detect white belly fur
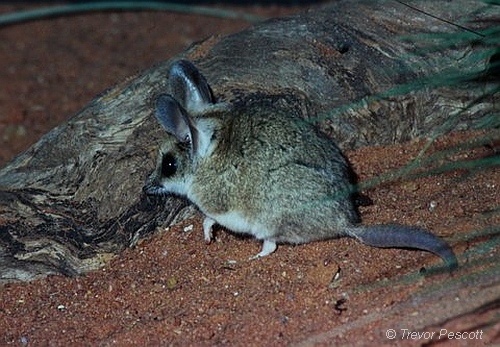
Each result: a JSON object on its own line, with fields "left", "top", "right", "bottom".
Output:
{"left": 208, "top": 210, "right": 270, "bottom": 240}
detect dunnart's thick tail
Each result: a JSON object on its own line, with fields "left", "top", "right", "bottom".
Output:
{"left": 345, "top": 224, "right": 457, "bottom": 270}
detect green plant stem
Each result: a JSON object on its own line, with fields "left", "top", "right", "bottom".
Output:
{"left": 0, "top": 1, "right": 266, "bottom": 27}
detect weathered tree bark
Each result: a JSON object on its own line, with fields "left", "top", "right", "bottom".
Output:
{"left": 0, "top": 0, "right": 497, "bottom": 282}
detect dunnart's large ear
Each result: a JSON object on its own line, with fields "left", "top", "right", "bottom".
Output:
{"left": 167, "top": 59, "right": 214, "bottom": 115}
{"left": 154, "top": 94, "right": 199, "bottom": 151}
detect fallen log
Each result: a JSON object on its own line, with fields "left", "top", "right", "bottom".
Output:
{"left": 0, "top": 0, "right": 497, "bottom": 282}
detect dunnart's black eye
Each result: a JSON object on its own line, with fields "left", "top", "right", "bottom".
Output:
{"left": 161, "top": 153, "right": 178, "bottom": 177}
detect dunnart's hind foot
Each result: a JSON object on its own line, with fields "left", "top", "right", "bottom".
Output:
{"left": 249, "top": 239, "right": 277, "bottom": 260}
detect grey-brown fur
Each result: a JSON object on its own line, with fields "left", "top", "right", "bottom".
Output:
{"left": 144, "top": 60, "right": 457, "bottom": 268}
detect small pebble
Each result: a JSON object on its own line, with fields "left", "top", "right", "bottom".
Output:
{"left": 166, "top": 276, "right": 177, "bottom": 290}
{"left": 328, "top": 266, "right": 342, "bottom": 289}
{"left": 428, "top": 200, "right": 438, "bottom": 212}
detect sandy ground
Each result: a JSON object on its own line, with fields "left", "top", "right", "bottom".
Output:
{"left": 0, "top": 3, "right": 498, "bottom": 346}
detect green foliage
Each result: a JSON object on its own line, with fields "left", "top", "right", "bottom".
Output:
{"left": 0, "top": 2, "right": 265, "bottom": 27}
